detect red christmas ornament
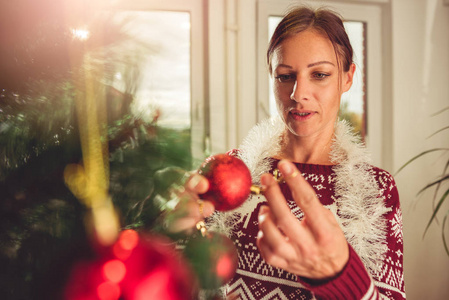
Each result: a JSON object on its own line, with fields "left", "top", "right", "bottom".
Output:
{"left": 183, "top": 231, "right": 238, "bottom": 290}
{"left": 198, "top": 154, "right": 252, "bottom": 211}
{"left": 64, "top": 230, "right": 196, "bottom": 300}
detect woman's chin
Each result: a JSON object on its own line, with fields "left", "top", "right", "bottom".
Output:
{"left": 286, "top": 125, "right": 314, "bottom": 137}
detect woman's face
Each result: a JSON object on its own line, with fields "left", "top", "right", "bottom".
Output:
{"left": 271, "top": 29, "right": 355, "bottom": 139}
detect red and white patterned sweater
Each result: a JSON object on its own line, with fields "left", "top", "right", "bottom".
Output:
{"left": 225, "top": 160, "right": 405, "bottom": 299}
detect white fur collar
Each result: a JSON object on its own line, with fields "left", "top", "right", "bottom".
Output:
{"left": 208, "top": 116, "right": 389, "bottom": 275}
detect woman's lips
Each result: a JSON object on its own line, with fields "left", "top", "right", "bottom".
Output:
{"left": 289, "top": 109, "right": 316, "bottom": 121}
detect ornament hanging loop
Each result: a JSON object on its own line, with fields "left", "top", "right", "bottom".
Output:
{"left": 197, "top": 199, "right": 204, "bottom": 217}
{"left": 195, "top": 199, "right": 208, "bottom": 236}
{"left": 250, "top": 168, "right": 285, "bottom": 196}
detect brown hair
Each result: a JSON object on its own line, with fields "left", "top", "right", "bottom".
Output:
{"left": 267, "top": 6, "right": 353, "bottom": 74}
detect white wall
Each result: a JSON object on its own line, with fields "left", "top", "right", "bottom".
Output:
{"left": 391, "top": 0, "right": 449, "bottom": 298}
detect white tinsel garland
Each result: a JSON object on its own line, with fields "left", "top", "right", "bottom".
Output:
{"left": 208, "top": 116, "right": 389, "bottom": 275}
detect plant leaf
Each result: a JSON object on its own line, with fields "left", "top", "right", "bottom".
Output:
{"left": 442, "top": 210, "right": 449, "bottom": 256}
{"left": 395, "top": 148, "right": 449, "bottom": 175}
{"left": 432, "top": 159, "right": 449, "bottom": 220}
{"left": 424, "top": 187, "right": 449, "bottom": 237}
{"left": 430, "top": 106, "right": 449, "bottom": 117}
{"left": 417, "top": 174, "right": 449, "bottom": 195}
{"left": 427, "top": 126, "right": 449, "bottom": 139}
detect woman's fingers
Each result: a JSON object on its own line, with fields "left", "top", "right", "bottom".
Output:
{"left": 168, "top": 198, "right": 215, "bottom": 232}
{"left": 185, "top": 174, "right": 214, "bottom": 217}
{"left": 182, "top": 198, "right": 215, "bottom": 219}
{"left": 260, "top": 173, "right": 291, "bottom": 222}
{"left": 166, "top": 173, "right": 214, "bottom": 232}
{"left": 256, "top": 206, "right": 294, "bottom": 269}
{"left": 257, "top": 160, "right": 349, "bottom": 279}
{"left": 257, "top": 187, "right": 316, "bottom": 253}
{"left": 260, "top": 172, "right": 313, "bottom": 242}
{"left": 277, "top": 160, "right": 330, "bottom": 233}
{"left": 186, "top": 173, "right": 209, "bottom": 194}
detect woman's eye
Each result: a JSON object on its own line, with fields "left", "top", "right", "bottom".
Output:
{"left": 313, "top": 73, "right": 330, "bottom": 80}
{"left": 275, "top": 74, "right": 295, "bottom": 83}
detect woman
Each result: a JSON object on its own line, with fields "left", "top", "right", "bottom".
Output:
{"left": 179, "top": 6, "right": 405, "bottom": 299}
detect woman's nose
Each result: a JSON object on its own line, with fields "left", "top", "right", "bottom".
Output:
{"left": 290, "top": 79, "right": 309, "bottom": 102}
{"left": 290, "top": 81, "right": 298, "bottom": 101}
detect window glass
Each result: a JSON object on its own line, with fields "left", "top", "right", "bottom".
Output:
{"left": 342, "top": 21, "right": 366, "bottom": 139}
{"left": 112, "top": 11, "right": 191, "bottom": 130}
{"left": 267, "top": 16, "right": 366, "bottom": 139}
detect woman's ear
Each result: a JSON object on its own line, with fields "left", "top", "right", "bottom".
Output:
{"left": 342, "top": 63, "right": 356, "bottom": 93}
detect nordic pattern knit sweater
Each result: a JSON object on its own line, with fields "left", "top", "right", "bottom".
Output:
{"left": 225, "top": 160, "right": 405, "bottom": 299}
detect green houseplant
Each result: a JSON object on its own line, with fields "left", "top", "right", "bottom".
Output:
{"left": 396, "top": 107, "right": 449, "bottom": 255}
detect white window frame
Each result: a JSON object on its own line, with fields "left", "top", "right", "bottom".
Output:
{"left": 109, "top": 0, "right": 392, "bottom": 169}
{"left": 208, "top": 0, "right": 258, "bottom": 154}
{"left": 257, "top": 0, "right": 390, "bottom": 168}
{"left": 114, "top": 0, "right": 206, "bottom": 165}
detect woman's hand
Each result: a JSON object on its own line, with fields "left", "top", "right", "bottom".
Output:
{"left": 256, "top": 160, "right": 349, "bottom": 280}
{"left": 166, "top": 173, "right": 215, "bottom": 233}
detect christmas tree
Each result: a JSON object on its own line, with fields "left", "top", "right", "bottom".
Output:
{"left": 0, "top": 1, "right": 236, "bottom": 299}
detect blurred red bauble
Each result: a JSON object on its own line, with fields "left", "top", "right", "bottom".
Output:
{"left": 184, "top": 231, "right": 238, "bottom": 290}
{"left": 64, "top": 230, "right": 196, "bottom": 300}
{"left": 198, "top": 154, "right": 252, "bottom": 211}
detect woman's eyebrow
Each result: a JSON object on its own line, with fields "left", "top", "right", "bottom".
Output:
{"left": 276, "top": 61, "right": 335, "bottom": 70}
{"left": 276, "top": 64, "right": 293, "bottom": 69}
{"left": 307, "top": 61, "right": 335, "bottom": 68}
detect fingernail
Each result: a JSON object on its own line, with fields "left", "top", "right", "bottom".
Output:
{"left": 258, "top": 213, "right": 266, "bottom": 224}
{"left": 258, "top": 205, "right": 268, "bottom": 223}
{"left": 279, "top": 160, "right": 293, "bottom": 175}
{"left": 257, "top": 230, "right": 264, "bottom": 239}
{"left": 202, "top": 201, "right": 215, "bottom": 216}
{"left": 259, "top": 205, "right": 268, "bottom": 214}
{"left": 260, "top": 174, "right": 274, "bottom": 187}
{"left": 187, "top": 174, "right": 202, "bottom": 189}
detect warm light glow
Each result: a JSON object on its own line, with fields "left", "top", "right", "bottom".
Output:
{"left": 112, "top": 243, "right": 131, "bottom": 261}
{"left": 216, "top": 255, "right": 233, "bottom": 279}
{"left": 71, "top": 28, "right": 90, "bottom": 40}
{"left": 97, "top": 281, "right": 121, "bottom": 300}
{"left": 103, "top": 260, "right": 126, "bottom": 283}
{"left": 92, "top": 204, "right": 120, "bottom": 246}
{"left": 113, "top": 229, "right": 139, "bottom": 260}
{"left": 134, "top": 268, "right": 171, "bottom": 300}
{"left": 119, "top": 229, "right": 139, "bottom": 250}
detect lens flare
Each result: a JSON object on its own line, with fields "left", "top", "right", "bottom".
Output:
{"left": 103, "top": 260, "right": 126, "bottom": 283}
{"left": 113, "top": 229, "right": 139, "bottom": 260}
{"left": 119, "top": 229, "right": 139, "bottom": 250}
{"left": 71, "top": 28, "right": 90, "bottom": 40}
{"left": 97, "top": 281, "right": 121, "bottom": 300}
{"left": 216, "top": 255, "right": 233, "bottom": 279}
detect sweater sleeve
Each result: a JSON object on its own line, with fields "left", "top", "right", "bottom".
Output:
{"left": 298, "top": 169, "right": 406, "bottom": 300}
{"left": 298, "top": 244, "right": 379, "bottom": 300}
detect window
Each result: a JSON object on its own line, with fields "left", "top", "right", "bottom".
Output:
{"left": 112, "top": 0, "right": 206, "bottom": 166}
{"left": 112, "top": 11, "right": 191, "bottom": 129}
{"left": 103, "top": 0, "right": 389, "bottom": 168}
{"left": 341, "top": 21, "right": 367, "bottom": 139}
